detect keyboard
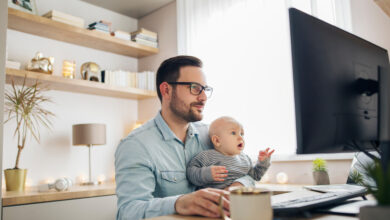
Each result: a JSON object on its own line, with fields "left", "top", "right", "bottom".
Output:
{"left": 272, "top": 186, "right": 367, "bottom": 215}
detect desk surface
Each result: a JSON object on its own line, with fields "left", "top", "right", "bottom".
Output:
{"left": 147, "top": 214, "right": 358, "bottom": 220}
{"left": 147, "top": 184, "right": 366, "bottom": 220}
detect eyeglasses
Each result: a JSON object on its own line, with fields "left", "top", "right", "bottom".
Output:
{"left": 167, "top": 82, "right": 213, "bottom": 98}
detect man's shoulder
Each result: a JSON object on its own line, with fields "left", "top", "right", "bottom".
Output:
{"left": 124, "top": 119, "right": 157, "bottom": 140}
{"left": 192, "top": 121, "right": 209, "bottom": 131}
{"left": 117, "top": 119, "right": 160, "bottom": 151}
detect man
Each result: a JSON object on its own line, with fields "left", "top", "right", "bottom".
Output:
{"left": 115, "top": 56, "right": 255, "bottom": 220}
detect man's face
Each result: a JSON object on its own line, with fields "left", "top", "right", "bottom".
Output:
{"left": 169, "top": 66, "right": 208, "bottom": 122}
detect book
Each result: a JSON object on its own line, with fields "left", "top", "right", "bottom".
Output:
{"left": 6, "top": 60, "right": 21, "bottom": 69}
{"left": 131, "top": 33, "right": 157, "bottom": 42}
{"left": 89, "top": 28, "right": 111, "bottom": 35}
{"left": 131, "top": 28, "right": 157, "bottom": 38}
{"left": 114, "top": 30, "right": 130, "bottom": 40}
{"left": 88, "top": 25, "right": 110, "bottom": 32}
{"left": 42, "top": 10, "right": 85, "bottom": 27}
{"left": 49, "top": 16, "right": 84, "bottom": 28}
{"left": 89, "top": 21, "right": 112, "bottom": 32}
{"left": 133, "top": 38, "right": 158, "bottom": 48}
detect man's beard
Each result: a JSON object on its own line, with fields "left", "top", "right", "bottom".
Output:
{"left": 170, "top": 89, "right": 203, "bottom": 122}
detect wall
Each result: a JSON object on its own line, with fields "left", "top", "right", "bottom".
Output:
{"left": 263, "top": 158, "right": 353, "bottom": 184}
{"left": 0, "top": 0, "right": 8, "bottom": 210}
{"left": 3, "top": 0, "right": 140, "bottom": 186}
{"left": 350, "top": 0, "right": 390, "bottom": 55}
{"left": 137, "top": 1, "right": 178, "bottom": 122}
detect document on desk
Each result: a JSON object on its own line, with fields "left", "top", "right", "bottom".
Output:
{"left": 271, "top": 190, "right": 322, "bottom": 204}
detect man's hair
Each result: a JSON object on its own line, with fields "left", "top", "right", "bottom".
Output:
{"left": 156, "top": 55, "right": 203, "bottom": 102}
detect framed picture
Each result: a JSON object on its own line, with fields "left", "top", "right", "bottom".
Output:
{"left": 8, "top": 0, "right": 37, "bottom": 15}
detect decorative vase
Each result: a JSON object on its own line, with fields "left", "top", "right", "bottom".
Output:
{"left": 4, "top": 169, "right": 27, "bottom": 191}
{"left": 313, "top": 170, "right": 330, "bottom": 185}
{"left": 360, "top": 205, "right": 390, "bottom": 220}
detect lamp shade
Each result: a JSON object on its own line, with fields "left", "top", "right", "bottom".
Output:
{"left": 72, "top": 124, "right": 106, "bottom": 146}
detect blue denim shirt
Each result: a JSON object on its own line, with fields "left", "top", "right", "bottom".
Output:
{"left": 115, "top": 112, "right": 255, "bottom": 220}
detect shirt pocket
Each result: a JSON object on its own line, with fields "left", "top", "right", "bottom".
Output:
{"left": 161, "top": 171, "right": 186, "bottom": 183}
{"left": 158, "top": 171, "right": 191, "bottom": 196}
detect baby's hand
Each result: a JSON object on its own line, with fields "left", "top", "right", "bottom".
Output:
{"left": 210, "top": 166, "right": 228, "bottom": 182}
{"left": 258, "top": 148, "right": 275, "bottom": 161}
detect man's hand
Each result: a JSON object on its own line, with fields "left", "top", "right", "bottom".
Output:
{"left": 211, "top": 166, "right": 228, "bottom": 182}
{"left": 258, "top": 147, "right": 275, "bottom": 161}
{"left": 175, "top": 188, "right": 230, "bottom": 218}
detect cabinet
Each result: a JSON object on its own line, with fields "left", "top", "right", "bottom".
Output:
{"left": 6, "top": 8, "right": 158, "bottom": 100}
{"left": 2, "top": 184, "right": 117, "bottom": 220}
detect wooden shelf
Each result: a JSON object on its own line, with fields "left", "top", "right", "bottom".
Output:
{"left": 375, "top": 0, "right": 390, "bottom": 18}
{"left": 2, "top": 182, "right": 116, "bottom": 206}
{"left": 7, "top": 8, "right": 158, "bottom": 58}
{"left": 6, "top": 68, "right": 157, "bottom": 100}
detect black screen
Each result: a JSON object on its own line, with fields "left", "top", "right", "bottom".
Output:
{"left": 289, "top": 8, "right": 390, "bottom": 154}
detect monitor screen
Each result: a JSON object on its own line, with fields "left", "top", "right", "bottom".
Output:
{"left": 289, "top": 8, "right": 390, "bottom": 154}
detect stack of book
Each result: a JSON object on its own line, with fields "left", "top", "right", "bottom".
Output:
{"left": 103, "top": 70, "right": 156, "bottom": 91}
{"left": 42, "top": 10, "right": 85, "bottom": 28}
{"left": 131, "top": 28, "right": 158, "bottom": 48}
{"left": 114, "top": 30, "right": 131, "bottom": 41}
{"left": 88, "top": 21, "right": 112, "bottom": 35}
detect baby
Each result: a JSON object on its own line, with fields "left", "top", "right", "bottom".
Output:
{"left": 187, "top": 116, "right": 275, "bottom": 189}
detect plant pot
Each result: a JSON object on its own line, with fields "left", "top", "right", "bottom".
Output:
{"left": 359, "top": 205, "right": 390, "bottom": 220}
{"left": 313, "top": 170, "right": 330, "bottom": 185}
{"left": 4, "top": 168, "right": 27, "bottom": 191}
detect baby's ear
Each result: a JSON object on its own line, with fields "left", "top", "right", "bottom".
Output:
{"left": 211, "top": 135, "right": 220, "bottom": 147}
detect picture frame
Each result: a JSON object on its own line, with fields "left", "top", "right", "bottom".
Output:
{"left": 8, "top": 0, "right": 37, "bottom": 15}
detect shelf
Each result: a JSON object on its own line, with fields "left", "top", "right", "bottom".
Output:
{"left": 7, "top": 8, "right": 159, "bottom": 58}
{"left": 2, "top": 182, "right": 115, "bottom": 206}
{"left": 6, "top": 68, "right": 157, "bottom": 100}
{"left": 375, "top": 0, "right": 390, "bottom": 18}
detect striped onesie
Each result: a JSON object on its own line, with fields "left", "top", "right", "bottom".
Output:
{"left": 187, "top": 149, "right": 270, "bottom": 189}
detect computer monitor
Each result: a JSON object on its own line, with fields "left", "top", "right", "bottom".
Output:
{"left": 288, "top": 8, "right": 390, "bottom": 157}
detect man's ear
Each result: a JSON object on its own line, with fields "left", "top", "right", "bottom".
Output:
{"left": 211, "top": 135, "right": 221, "bottom": 147}
{"left": 159, "top": 82, "right": 171, "bottom": 101}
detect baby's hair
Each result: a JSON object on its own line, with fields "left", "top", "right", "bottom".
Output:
{"left": 209, "top": 116, "right": 242, "bottom": 138}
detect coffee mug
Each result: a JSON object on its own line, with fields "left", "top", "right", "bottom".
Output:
{"left": 219, "top": 186, "right": 273, "bottom": 220}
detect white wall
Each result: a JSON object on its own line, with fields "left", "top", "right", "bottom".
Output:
{"left": 350, "top": 0, "right": 390, "bottom": 55}
{"left": 3, "top": 0, "right": 140, "bottom": 186}
{"left": 0, "top": 0, "right": 8, "bottom": 210}
{"left": 137, "top": 1, "right": 178, "bottom": 122}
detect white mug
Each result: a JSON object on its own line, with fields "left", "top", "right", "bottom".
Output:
{"left": 219, "top": 187, "right": 273, "bottom": 220}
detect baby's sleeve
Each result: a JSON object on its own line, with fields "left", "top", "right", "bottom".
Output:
{"left": 248, "top": 157, "right": 270, "bottom": 181}
{"left": 186, "top": 152, "right": 214, "bottom": 186}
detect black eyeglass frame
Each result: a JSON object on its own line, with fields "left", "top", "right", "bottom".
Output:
{"left": 167, "top": 82, "right": 213, "bottom": 98}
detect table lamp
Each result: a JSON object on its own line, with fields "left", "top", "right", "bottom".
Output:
{"left": 72, "top": 123, "right": 106, "bottom": 185}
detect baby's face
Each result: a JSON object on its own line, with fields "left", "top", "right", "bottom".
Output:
{"left": 216, "top": 121, "right": 245, "bottom": 156}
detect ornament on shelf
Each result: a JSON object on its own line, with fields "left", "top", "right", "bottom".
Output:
{"left": 62, "top": 60, "right": 76, "bottom": 79}
{"left": 81, "top": 62, "right": 101, "bottom": 82}
{"left": 27, "top": 52, "right": 54, "bottom": 74}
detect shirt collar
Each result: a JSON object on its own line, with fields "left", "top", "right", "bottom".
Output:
{"left": 154, "top": 111, "right": 200, "bottom": 141}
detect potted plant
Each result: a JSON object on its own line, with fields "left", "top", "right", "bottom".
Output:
{"left": 312, "top": 158, "right": 330, "bottom": 185}
{"left": 3, "top": 77, "right": 54, "bottom": 191}
{"left": 359, "top": 159, "right": 390, "bottom": 220}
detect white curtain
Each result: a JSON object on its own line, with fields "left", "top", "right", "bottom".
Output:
{"left": 177, "top": 0, "right": 352, "bottom": 157}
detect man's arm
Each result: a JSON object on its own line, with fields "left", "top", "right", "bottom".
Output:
{"left": 115, "top": 138, "right": 180, "bottom": 220}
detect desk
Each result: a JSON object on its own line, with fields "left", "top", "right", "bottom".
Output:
{"left": 146, "top": 184, "right": 363, "bottom": 220}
